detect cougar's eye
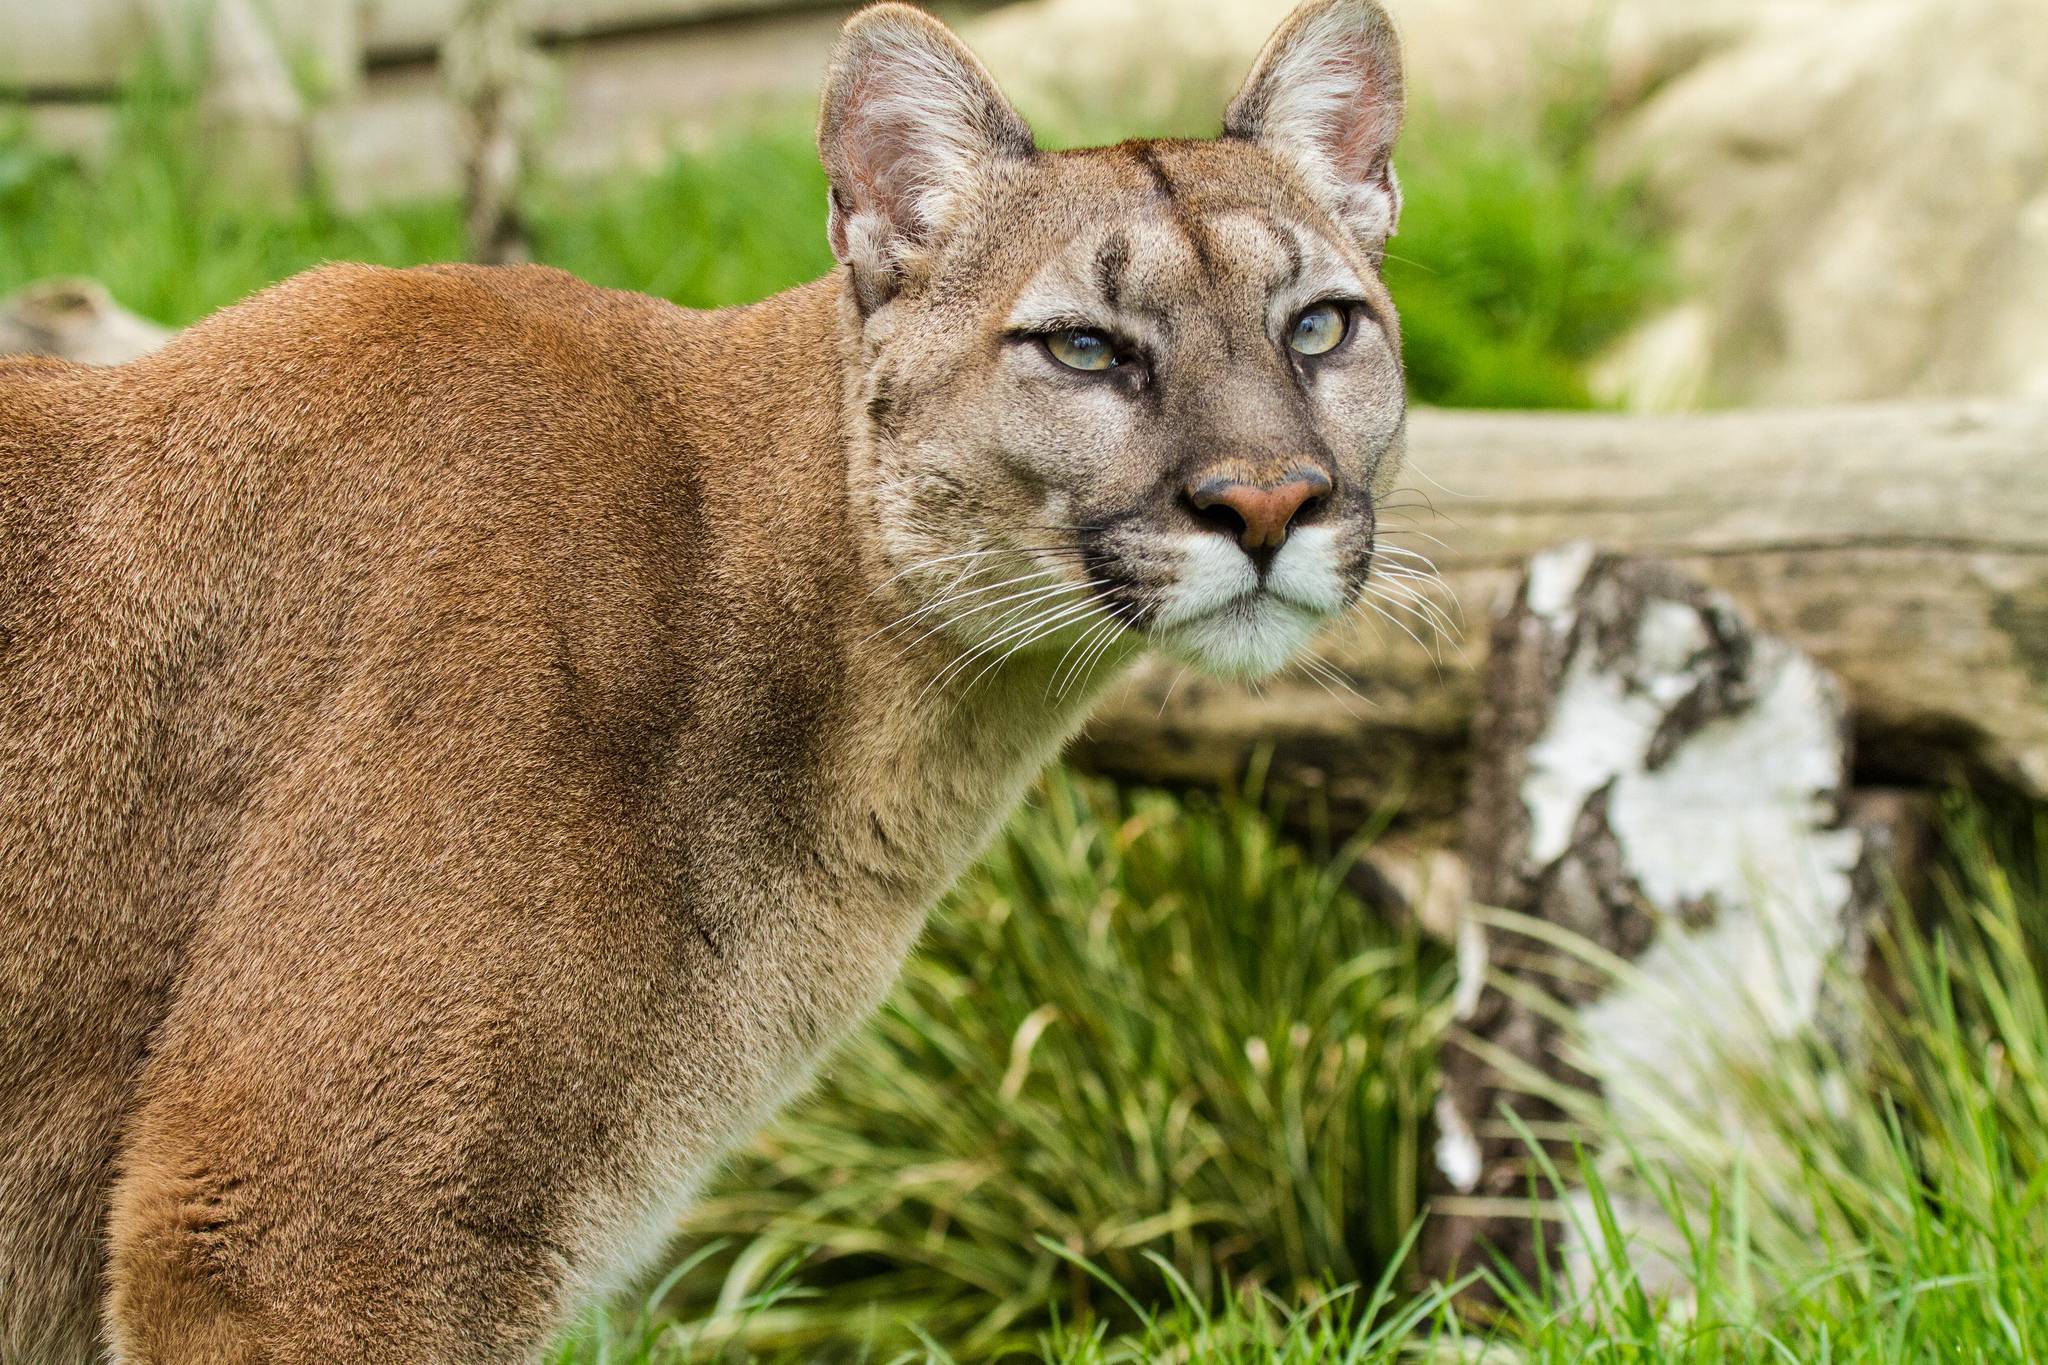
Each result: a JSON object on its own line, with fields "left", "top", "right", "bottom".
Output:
{"left": 1044, "top": 329, "right": 1119, "bottom": 372}
{"left": 1288, "top": 303, "right": 1349, "bottom": 357}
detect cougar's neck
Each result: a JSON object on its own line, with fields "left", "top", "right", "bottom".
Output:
{"left": 676, "top": 273, "right": 1133, "bottom": 908}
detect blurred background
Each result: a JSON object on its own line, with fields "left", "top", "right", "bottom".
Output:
{"left": 6, "top": 0, "right": 2045, "bottom": 406}
{"left": 5, "top": 1, "right": 2047, "bottom": 1361}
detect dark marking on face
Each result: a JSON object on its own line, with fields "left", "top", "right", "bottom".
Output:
{"left": 1266, "top": 216, "right": 1305, "bottom": 289}
{"left": 1093, "top": 231, "right": 1131, "bottom": 309}
{"left": 1075, "top": 509, "right": 1156, "bottom": 628}
{"left": 866, "top": 374, "right": 896, "bottom": 435}
{"left": 1129, "top": 141, "right": 1177, "bottom": 203}
{"left": 1342, "top": 539, "right": 1375, "bottom": 597}
{"left": 1131, "top": 143, "right": 1222, "bottom": 285}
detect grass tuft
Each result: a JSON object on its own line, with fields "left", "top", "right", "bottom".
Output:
{"left": 1384, "top": 115, "right": 1667, "bottom": 409}
{"left": 605, "top": 773, "right": 1450, "bottom": 1358}
{"left": 554, "top": 794, "right": 2048, "bottom": 1363}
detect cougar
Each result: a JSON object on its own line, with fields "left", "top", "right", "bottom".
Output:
{"left": 0, "top": 1, "right": 1407, "bottom": 1358}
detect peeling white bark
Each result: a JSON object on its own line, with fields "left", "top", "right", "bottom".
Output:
{"left": 1426, "top": 547, "right": 1883, "bottom": 1291}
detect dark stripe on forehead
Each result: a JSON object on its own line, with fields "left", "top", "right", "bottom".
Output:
{"left": 1129, "top": 141, "right": 1177, "bottom": 202}
{"left": 1093, "top": 230, "right": 1131, "bottom": 309}
{"left": 1261, "top": 214, "right": 1306, "bottom": 289}
{"left": 1130, "top": 143, "right": 1221, "bottom": 284}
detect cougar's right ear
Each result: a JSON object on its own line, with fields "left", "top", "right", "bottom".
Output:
{"left": 1225, "top": 0, "right": 1406, "bottom": 261}
{"left": 818, "top": 3, "right": 1035, "bottom": 310}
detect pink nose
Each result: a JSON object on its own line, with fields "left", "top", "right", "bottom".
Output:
{"left": 1184, "top": 467, "right": 1332, "bottom": 554}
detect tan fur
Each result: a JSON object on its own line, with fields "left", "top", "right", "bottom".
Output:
{"left": 0, "top": 4, "right": 1405, "bottom": 1360}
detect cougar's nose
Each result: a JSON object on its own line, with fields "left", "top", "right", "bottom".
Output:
{"left": 1184, "top": 466, "right": 1333, "bottom": 555}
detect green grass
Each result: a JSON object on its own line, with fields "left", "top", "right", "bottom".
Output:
{"left": 1385, "top": 115, "right": 1666, "bottom": 409}
{"left": 641, "top": 774, "right": 1446, "bottom": 1358}
{"left": 543, "top": 770, "right": 1454, "bottom": 1362}
{"left": 0, "top": 94, "right": 831, "bottom": 326}
{"left": 537, "top": 789, "right": 2048, "bottom": 1364}
{"left": 0, "top": 84, "right": 1661, "bottom": 408}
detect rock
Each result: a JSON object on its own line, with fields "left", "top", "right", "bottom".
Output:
{"left": 1595, "top": 0, "right": 2048, "bottom": 408}
{"left": 0, "top": 279, "right": 171, "bottom": 366}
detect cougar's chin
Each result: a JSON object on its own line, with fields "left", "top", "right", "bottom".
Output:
{"left": 1151, "top": 594, "right": 1330, "bottom": 679}
{"left": 1142, "top": 525, "right": 1352, "bottom": 679}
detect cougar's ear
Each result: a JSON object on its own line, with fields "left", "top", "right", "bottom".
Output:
{"left": 818, "top": 3, "right": 1035, "bottom": 308}
{"left": 1225, "top": 0, "right": 1406, "bottom": 260}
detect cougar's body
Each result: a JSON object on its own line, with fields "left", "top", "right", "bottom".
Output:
{"left": 1, "top": 268, "right": 1023, "bottom": 1359}
{"left": 0, "top": 4, "right": 1410, "bottom": 1358}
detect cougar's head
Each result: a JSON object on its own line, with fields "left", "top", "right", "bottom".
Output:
{"left": 824, "top": 0, "right": 1406, "bottom": 684}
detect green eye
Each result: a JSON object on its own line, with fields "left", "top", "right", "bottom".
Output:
{"left": 1045, "top": 329, "right": 1118, "bottom": 372}
{"left": 1288, "top": 303, "right": 1349, "bottom": 357}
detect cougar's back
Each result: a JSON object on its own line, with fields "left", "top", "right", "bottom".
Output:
{"left": 0, "top": 261, "right": 837, "bottom": 1360}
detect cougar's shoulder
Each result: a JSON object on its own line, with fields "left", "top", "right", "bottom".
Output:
{"left": 1, "top": 262, "right": 858, "bottom": 868}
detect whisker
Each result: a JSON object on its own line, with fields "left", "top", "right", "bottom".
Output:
{"left": 1374, "top": 499, "right": 1446, "bottom": 518}
{"left": 1376, "top": 487, "right": 1469, "bottom": 528}
{"left": 920, "top": 587, "right": 1107, "bottom": 705}
{"left": 1047, "top": 608, "right": 1122, "bottom": 700}
{"left": 959, "top": 604, "right": 1106, "bottom": 700}
{"left": 1372, "top": 570, "right": 1464, "bottom": 640}
{"left": 1366, "top": 575, "right": 1456, "bottom": 642}
{"left": 867, "top": 566, "right": 1074, "bottom": 645}
{"left": 1375, "top": 567, "right": 1464, "bottom": 634}
{"left": 1295, "top": 651, "right": 1371, "bottom": 719}
{"left": 1372, "top": 552, "right": 1454, "bottom": 585}
{"left": 1307, "top": 650, "right": 1378, "bottom": 708}
{"left": 1375, "top": 517, "right": 1459, "bottom": 545}
{"left": 1358, "top": 586, "right": 1441, "bottom": 665}
{"left": 1068, "top": 613, "right": 1133, "bottom": 699}
{"left": 1071, "top": 613, "right": 1133, "bottom": 698}
{"left": 1369, "top": 546, "right": 1464, "bottom": 620}
{"left": 977, "top": 598, "right": 1119, "bottom": 701}
{"left": 871, "top": 544, "right": 1090, "bottom": 593}
{"left": 1050, "top": 614, "right": 1119, "bottom": 701}
{"left": 1375, "top": 248, "right": 1433, "bottom": 271}
{"left": 1372, "top": 540, "right": 1448, "bottom": 566}
{"left": 1404, "top": 463, "right": 1474, "bottom": 501}
{"left": 890, "top": 577, "right": 1091, "bottom": 661}
{"left": 1156, "top": 664, "right": 1193, "bottom": 719}
{"left": 964, "top": 601, "right": 1122, "bottom": 702}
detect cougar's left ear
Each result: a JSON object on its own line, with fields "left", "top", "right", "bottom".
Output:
{"left": 1225, "top": 0, "right": 1406, "bottom": 260}
{"left": 818, "top": 3, "right": 1035, "bottom": 309}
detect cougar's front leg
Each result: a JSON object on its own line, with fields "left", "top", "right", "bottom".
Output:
{"left": 98, "top": 923, "right": 673, "bottom": 1365}
{"left": 104, "top": 1090, "right": 589, "bottom": 1365}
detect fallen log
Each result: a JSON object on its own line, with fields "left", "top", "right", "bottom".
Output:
{"left": 1075, "top": 401, "right": 2048, "bottom": 819}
